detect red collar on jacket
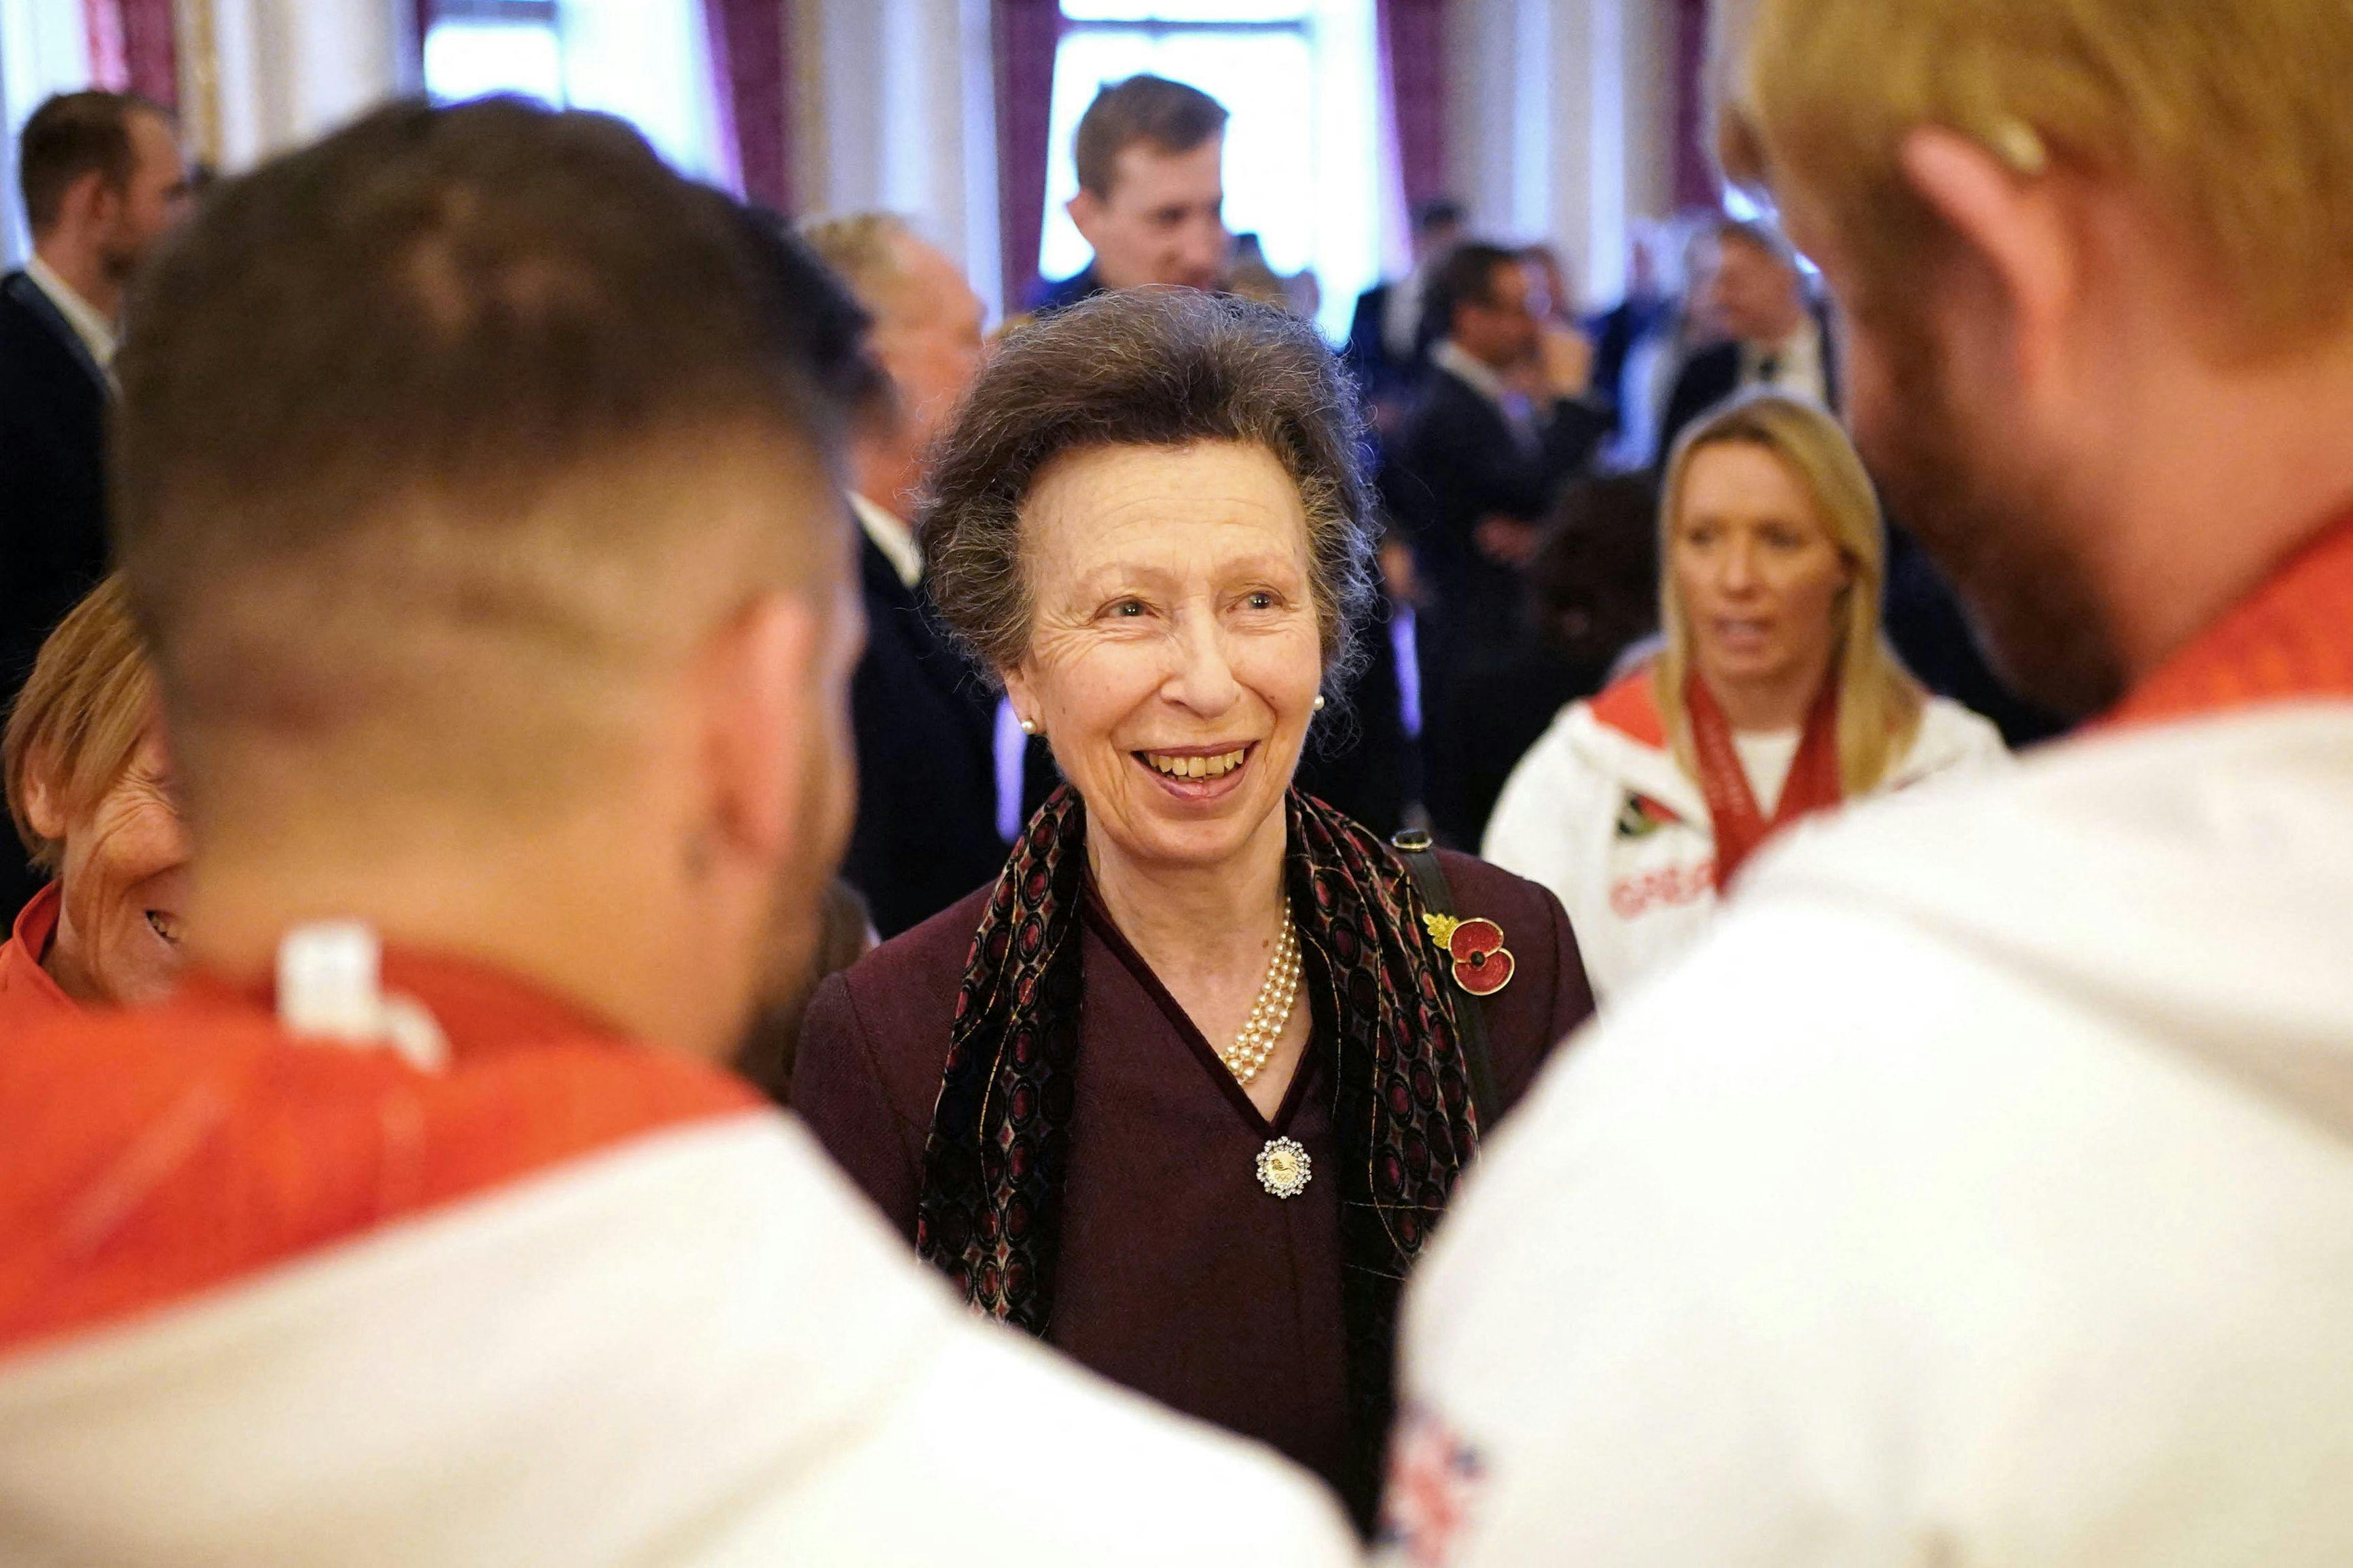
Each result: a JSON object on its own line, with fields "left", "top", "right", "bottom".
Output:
{"left": 2102, "top": 511, "right": 2353, "bottom": 729}
{"left": 1588, "top": 665, "right": 1668, "bottom": 748}
{"left": 0, "top": 944, "right": 759, "bottom": 1363}
{"left": 0, "top": 882, "right": 79, "bottom": 1028}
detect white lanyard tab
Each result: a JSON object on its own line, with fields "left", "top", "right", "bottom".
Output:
{"left": 276, "top": 921, "right": 450, "bottom": 1072}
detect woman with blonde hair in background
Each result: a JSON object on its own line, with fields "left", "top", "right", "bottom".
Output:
{"left": 0, "top": 575, "right": 189, "bottom": 1021}
{"left": 1483, "top": 390, "right": 2005, "bottom": 1001}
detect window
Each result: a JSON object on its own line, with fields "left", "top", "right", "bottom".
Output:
{"left": 420, "top": 0, "right": 728, "bottom": 187}
{"left": 1041, "top": 0, "right": 1382, "bottom": 340}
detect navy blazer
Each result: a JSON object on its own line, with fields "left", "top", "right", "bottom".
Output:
{"left": 840, "top": 524, "right": 1009, "bottom": 938}
{"left": 1385, "top": 363, "right": 1606, "bottom": 628}
{"left": 1653, "top": 304, "right": 1843, "bottom": 467}
{"left": 1, "top": 272, "right": 109, "bottom": 697}
{"left": 1, "top": 270, "right": 111, "bottom": 920}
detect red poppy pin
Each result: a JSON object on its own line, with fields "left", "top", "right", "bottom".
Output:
{"left": 1423, "top": 913, "right": 1515, "bottom": 997}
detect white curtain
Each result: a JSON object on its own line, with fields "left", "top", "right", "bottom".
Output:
{"left": 0, "top": 0, "right": 94, "bottom": 264}
{"left": 558, "top": 0, "right": 729, "bottom": 188}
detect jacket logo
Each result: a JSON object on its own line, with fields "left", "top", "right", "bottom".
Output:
{"left": 1614, "top": 791, "right": 1682, "bottom": 839}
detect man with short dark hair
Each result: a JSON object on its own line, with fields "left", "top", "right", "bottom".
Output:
{"left": 1653, "top": 217, "right": 1835, "bottom": 464}
{"left": 1, "top": 90, "right": 188, "bottom": 919}
{"left": 1388, "top": 240, "right": 1604, "bottom": 842}
{"left": 1032, "top": 73, "right": 1229, "bottom": 310}
{"left": 802, "top": 211, "right": 1005, "bottom": 936}
{"left": 0, "top": 99, "right": 1352, "bottom": 1565}
{"left": 1346, "top": 196, "right": 1465, "bottom": 409}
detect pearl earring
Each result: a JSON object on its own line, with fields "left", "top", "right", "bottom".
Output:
{"left": 1019, "top": 717, "right": 1038, "bottom": 735}
{"left": 1312, "top": 695, "right": 1327, "bottom": 712}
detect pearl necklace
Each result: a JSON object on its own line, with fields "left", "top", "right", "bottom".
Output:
{"left": 1221, "top": 917, "right": 1302, "bottom": 1086}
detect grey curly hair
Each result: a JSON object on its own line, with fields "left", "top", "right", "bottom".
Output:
{"left": 916, "top": 287, "right": 1378, "bottom": 700}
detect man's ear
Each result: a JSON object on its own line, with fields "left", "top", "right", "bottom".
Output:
{"left": 1897, "top": 126, "right": 2078, "bottom": 390}
{"left": 701, "top": 591, "right": 821, "bottom": 867}
{"left": 1066, "top": 189, "right": 1104, "bottom": 251}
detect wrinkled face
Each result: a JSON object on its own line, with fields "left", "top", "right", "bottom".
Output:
{"left": 872, "top": 232, "right": 988, "bottom": 458}
{"left": 98, "top": 111, "right": 192, "bottom": 285}
{"left": 1070, "top": 137, "right": 1229, "bottom": 293}
{"left": 1672, "top": 441, "right": 1851, "bottom": 706}
{"left": 1803, "top": 218, "right": 2121, "bottom": 714}
{"left": 45, "top": 727, "right": 192, "bottom": 1006}
{"left": 1456, "top": 258, "right": 1541, "bottom": 369}
{"left": 1004, "top": 441, "right": 1323, "bottom": 874}
{"left": 1706, "top": 236, "right": 1805, "bottom": 345}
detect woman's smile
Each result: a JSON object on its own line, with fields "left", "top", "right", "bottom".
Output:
{"left": 1134, "top": 741, "right": 1258, "bottom": 801}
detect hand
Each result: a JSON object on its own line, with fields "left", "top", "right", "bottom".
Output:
{"left": 1473, "top": 515, "right": 1543, "bottom": 567}
{"left": 1537, "top": 323, "right": 1594, "bottom": 399}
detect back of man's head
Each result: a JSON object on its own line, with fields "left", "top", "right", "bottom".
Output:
{"left": 1074, "top": 74, "right": 1229, "bottom": 200}
{"left": 115, "top": 97, "right": 850, "bottom": 866}
{"left": 18, "top": 90, "right": 166, "bottom": 238}
{"left": 1720, "top": 0, "right": 2353, "bottom": 356}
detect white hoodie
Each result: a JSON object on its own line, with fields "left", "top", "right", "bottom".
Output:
{"left": 1386, "top": 701, "right": 2353, "bottom": 1565}
{"left": 0, "top": 1096, "right": 1355, "bottom": 1567}
{"left": 1483, "top": 680, "right": 2007, "bottom": 1000}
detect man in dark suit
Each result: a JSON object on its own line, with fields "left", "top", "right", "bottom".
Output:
{"left": 1654, "top": 217, "right": 1839, "bottom": 465}
{"left": 1345, "top": 198, "right": 1463, "bottom": 419}
{"left": 3, "top": 91, "right": 189, "bottom": 918}
{"left": 803, "top": 213, "right": 1008, "bottom": 937}
{"left": 1387, "top": 241, "right": 1607, "bottom": 842}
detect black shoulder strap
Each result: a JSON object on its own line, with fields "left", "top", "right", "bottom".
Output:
{"left": 1390, "top": 828, "right": 1501, "bottom": 1135}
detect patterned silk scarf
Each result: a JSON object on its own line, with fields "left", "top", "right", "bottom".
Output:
{"left": 916, "top": 785, "right": 1484, "bottom": 1513}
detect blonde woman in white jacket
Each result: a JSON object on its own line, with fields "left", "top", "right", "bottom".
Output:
{"left": 1484, "top": 391, "right": 2007, "bottom": 1001}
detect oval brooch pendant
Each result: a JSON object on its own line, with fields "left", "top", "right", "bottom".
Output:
{"left": 1257, "top": 1136, "right": 1312, "bottom": 1199}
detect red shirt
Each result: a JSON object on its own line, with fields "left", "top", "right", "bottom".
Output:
{"left": 0, "top": 883, "right": 79, "bottom": 1030}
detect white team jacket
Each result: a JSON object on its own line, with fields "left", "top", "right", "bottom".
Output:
{"left": 0, "top": 1109, "right": 1357, "bottom": 1567}
{"left": 1482, "top": 677, "right": 2008, "bottom": 1000}
{"left": 1390, "top": 701, "right": 2353, "bottom": 1566}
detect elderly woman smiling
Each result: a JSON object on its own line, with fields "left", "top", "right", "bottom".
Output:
{"left": 792, "top": 290, "right": 1594, "bottom": 1521}
{"left": 1, "top": 577, "right": 190, "bottom": 1021}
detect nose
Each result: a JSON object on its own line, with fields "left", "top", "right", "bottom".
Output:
{"left": 1162, "top": 610, "right": 1242, "bottom": 718}
{"left": 1719, "top": 534, "right": 1762, "bottom": 594}
{"left": 1179, "top": 216, "right": 1229, "bottom": 286}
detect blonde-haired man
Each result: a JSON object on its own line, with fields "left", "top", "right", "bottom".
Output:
{"left": 0, "top": 101, "right": 1352, "bottom": 1566}
{"left": 800, "top": 212, "right": 1007, "bottom": 936}
{"left": 1382, "top": 1, "right": 2353, "bottom": 1563}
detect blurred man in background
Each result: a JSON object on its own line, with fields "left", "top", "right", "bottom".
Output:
{"left": 802, "top": 212, "right": 1005, "bottom": 938}
{"left": 1347, "top": 196, "right": 1465, "bottom": 418}
{"left": 1, "top": 90, "right": 190, "bottom": 921}
{"left": 1653, "top": 216, "right": 1832, "bottom": 462}
{"left": 1032, "top": 73, "right": 1229, "bottom": 310}
{"left": 1389, "top": 240, "right": 1604, "bottom": 843}
{"left": 1384, "top": 0, "right": 2353, "bottom": 1560}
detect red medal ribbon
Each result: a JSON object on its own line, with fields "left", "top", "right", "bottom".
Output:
{"left": 1685, "top": 670, "right": 1844, "bottom": 889}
